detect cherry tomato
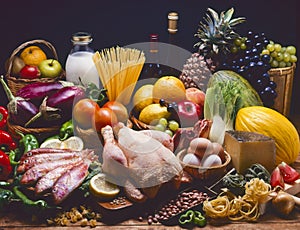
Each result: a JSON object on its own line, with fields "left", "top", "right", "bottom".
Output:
{"left": 94, "top": 107, "right": 118, "bottom": 132}
{"left": 73, "top": 99, "right": 99, "bottom": 129}
{"left": 102, "top": 101, "right": 128, "bottom": 123}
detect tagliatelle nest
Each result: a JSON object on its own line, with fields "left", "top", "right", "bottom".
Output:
{"left": 203, "top": 178, "right": 271, "bottom": 221}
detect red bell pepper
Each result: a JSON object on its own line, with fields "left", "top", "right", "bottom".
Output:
{"left": 0, "top": 150, "right": 12, "bottom": 180}
{"left": 270, "top": 166, "right": 285, "bottom": 189}
{"left": 278, "top": 162, "right": 300, "bottom": 184}
{"left": 0, "top": 130, "right": 17, "bottom": 152}
{"left": 0, "top": 106, "right": 8, "bottom": 129}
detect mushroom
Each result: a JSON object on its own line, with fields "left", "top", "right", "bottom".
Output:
{"left": 271, "top": 190, "right": 300, "bottom": 216}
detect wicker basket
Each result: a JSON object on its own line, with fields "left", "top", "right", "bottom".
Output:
{"left": 177, "top": 149, "right": 231, "bottom": 180}
{"left": 269, "top": 64, "right": 296, "bottom": 116}
{"left": 129, "top": 111, "right": 154, "bottom": 130}
{"left": 7, "top": 118, "right": 60, "bottom": 142}
{"left": 5, "top": 39, "right": 65, "bottom": 96}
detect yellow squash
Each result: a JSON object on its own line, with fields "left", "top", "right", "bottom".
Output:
{"left": 235, "top": 106, "right": 300, "bottom": 165}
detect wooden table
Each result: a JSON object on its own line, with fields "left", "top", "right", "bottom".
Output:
{"left": 1, "top": 115, "right": 300, "bottom": 229}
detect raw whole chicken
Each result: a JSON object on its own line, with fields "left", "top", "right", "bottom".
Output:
{"left": 101, "top": 124, "right": 182, "bottom": 202}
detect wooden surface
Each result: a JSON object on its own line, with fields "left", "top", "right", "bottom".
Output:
{"left": 1, "top": 115, "right": 300, "bottom": 229}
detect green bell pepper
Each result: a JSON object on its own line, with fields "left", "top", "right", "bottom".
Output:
{"left": 59, "top": 120, "right": 73, "bottom": 141}
{"left": 18, "top": 132, "right": 39, "bottom": 154}
{"left": 12, "top": 186, "right": 48, "bottom": 209}
{"left": 0, "top": 187, "right": 15, "bottom": 209}
{"left": 179, "top": 210, "right": 194, "bottom": 225}
{"left": 179, "top": 210, "right": 206, "bottom": 228}
{"left": 193, "top": 211, "right": 206, "bottom": 227}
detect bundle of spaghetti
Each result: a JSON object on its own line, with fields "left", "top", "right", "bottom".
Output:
{"left": 92, "top": 46, "right": 145, "bottom": 104}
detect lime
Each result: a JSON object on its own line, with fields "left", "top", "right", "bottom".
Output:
{"left": 133, "top": 84, "right": 154, "bottom": 112}
{"left": 139, "top": 103, "right": 171, "bottom": 125}
{"left": 89, "top": 173, "right": 120, "bottom": 199}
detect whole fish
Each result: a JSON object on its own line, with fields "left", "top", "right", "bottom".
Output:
{"left": 35, "top": 161, "right": 83, "bottom": 194}
{"left": 52, "top": 160, "right": 90, "bottom": 204}
{"left": 20, "top": 148, "right": 68, "bottom": 161}
{"left": 17, "top": 152, "right": 83, "bottom": 173}
{"left": 20, "top": 157, "right": 83, "bottom": 184}
{"left": 18, "top": 149, "right": 95, "bottom": 173}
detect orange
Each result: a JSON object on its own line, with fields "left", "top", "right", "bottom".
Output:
{"left": 20, "top": 46, "right": 47, "bottom": 66}
{"left": 152, "top": 76, "right": 186, "bottom": 103}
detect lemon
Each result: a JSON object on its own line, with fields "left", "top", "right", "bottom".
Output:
{"left": 40, "top": 136, "right": 84, "bottom": 151}
{"left": 89, "top": 173, "right": 120, "bottom": 199}
{"left": 152, "top": 76, "right": 186, "bottom": 103}
{"left": 132, "top": 84, "right": 154, "bottom": 111}
{"left": 62, "top": 136, "right": 84, "bottom": 151}
{"left": 139, "top": 103, "right": 171, "bottom": 125}
{"left": 20, "top": 46, "right": 47, "bottom": 66}
{"left": 40, "top": 139, "right": 63, "bottom": 149}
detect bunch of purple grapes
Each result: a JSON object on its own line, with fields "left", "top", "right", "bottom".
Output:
{"left": 220, "top": 31, "right": 277, "bottom": 107}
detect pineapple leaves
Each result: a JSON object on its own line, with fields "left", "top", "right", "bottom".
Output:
{"left": 207, "top": 8, "right": 219, "bottom": 23}
{"left": 223, "top": 7, "right": 234, "bottom": 23}
{"left": 229, "top": 17, "right": 246, "bottom": 27}
{"left": 194, "top": 7, "right": 246, "bottom": 57}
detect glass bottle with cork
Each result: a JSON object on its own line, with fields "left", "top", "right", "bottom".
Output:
{"left": 166, "top": 11, "right": 183, "bottom": 77}
{"left": 139, "top": 33, "right": 165, "bottom": 80}
{"left": 65, "top": 32, "right": 99, "bottom": 87}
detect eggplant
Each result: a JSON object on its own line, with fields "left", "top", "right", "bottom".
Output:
{"left": 47, "top": 86, "right": 86, "bottom": 110}
{"left": 0, "top": 75, "right": 38, "bottom": 126}
{"left": 26, "top": 86, "right": 86, "bottom": 126}
{"left": 16, "top": 81, "right": 74, "bottom": 106}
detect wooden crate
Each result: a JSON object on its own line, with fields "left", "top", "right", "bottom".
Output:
{"left": 269, "top": 64, "right": 296, "bottom": 116}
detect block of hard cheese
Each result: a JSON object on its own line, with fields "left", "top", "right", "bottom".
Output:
{"left": 224, "top": 130, "right": 276, "bottom": 174}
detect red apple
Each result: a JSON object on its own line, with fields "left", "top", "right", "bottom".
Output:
{"left": 177, "top": 100, "right": 202, "bottom": 127}
{"left": 19, "top": 65, "right": 41, "bottom": 79}
{"left": 185, "top": 87, "right": 205, "bottom": 107}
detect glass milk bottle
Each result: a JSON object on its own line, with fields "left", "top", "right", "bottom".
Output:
{"left": 65, "top": 32, "right": 99, "bottom": 87}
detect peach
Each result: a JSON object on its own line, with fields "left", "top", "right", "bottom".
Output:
{"left": 185, "top": 87, "right": 205, "bottom": 107}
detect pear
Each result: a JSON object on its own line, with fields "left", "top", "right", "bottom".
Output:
{"left": 5, "top": 56, "right": 26, "bottom": 76}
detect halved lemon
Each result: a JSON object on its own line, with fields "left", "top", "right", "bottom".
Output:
{"left": 62, "top": 136, "right": 84, "bottom": 151}
{"left": 40, "top": 136, "right": 84, "bottom": 151}
{"left": 89, "top": 173, "right": 120, "bottom": 199}
{"left": 40, "top": 139, "right": 63, "bottom": 149}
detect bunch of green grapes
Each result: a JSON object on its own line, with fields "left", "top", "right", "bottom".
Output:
{"left": 230, "top": 37, "right": 248, "bottom": 53}
{"left": 262, "top": 41, "right": 297, "bottom": 68}
{"left": 154, "top": 118, "right": 179, "bottom": 137}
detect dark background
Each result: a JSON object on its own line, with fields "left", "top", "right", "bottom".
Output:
{"left": 0, "top": 0, "right": 299, "bottom": 116}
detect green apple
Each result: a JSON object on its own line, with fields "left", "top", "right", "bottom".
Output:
{"left": 38, "top": 59, "right": 62, "bottom": 78}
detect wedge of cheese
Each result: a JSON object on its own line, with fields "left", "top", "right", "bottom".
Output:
{"left": 224, "top": 130, "right": 276, "bottom": 174}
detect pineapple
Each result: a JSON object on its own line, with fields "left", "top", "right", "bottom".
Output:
{"left": 194, "top": 7, "right": 245, "bottom": 68}
{"left": 179, "top": 53, "right": 215, "bottom": 91}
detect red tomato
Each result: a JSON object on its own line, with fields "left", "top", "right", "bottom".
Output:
{"left": 73, "top": 99, "right": 99, "bottom": 129}
{"left": 102, "top": 101, "right": 128, "bottom": 123}
{"left": 94, "top": 107, "right": 118, "bottom": 132}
